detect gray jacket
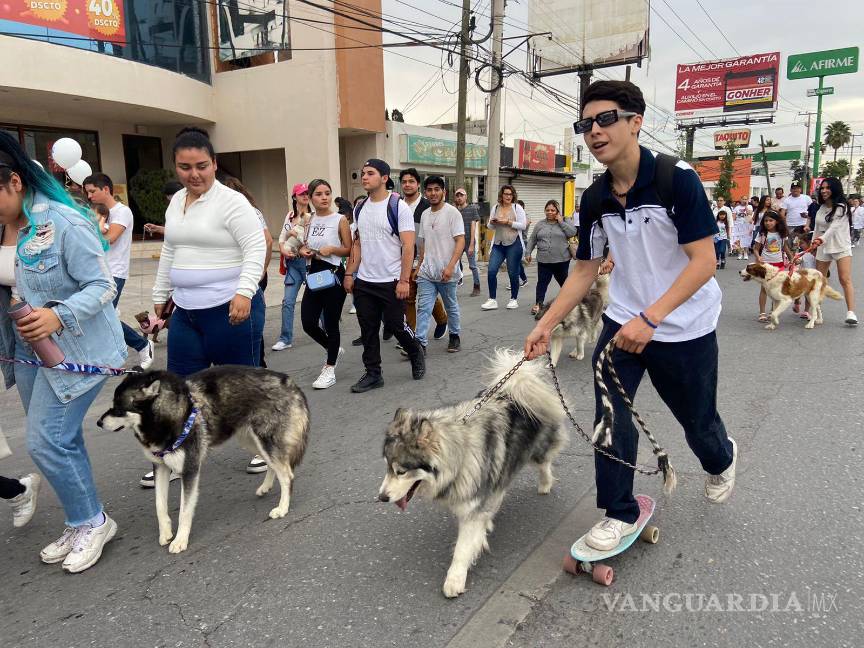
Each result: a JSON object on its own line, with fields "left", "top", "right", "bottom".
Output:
{"left": 526, "top": 217, "right": 578, "bottom": 264}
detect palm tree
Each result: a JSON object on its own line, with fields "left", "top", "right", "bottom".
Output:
{"left": 763, "top": 139, "right": 779, "bottom": 147}
{"left": 824, "top": 121, "right": 852, "bottom": 161}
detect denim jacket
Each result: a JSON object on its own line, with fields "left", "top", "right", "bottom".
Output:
{"left": 0, "top": 192, "right": 126, "bottom": 401}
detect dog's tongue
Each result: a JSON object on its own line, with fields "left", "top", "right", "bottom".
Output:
{"left": 395, "top": 496, "right": 408, "bottom": 511}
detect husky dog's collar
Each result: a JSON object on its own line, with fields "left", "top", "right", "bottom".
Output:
{"left": 154, "top": 407, "right": 199, "bottom": 457}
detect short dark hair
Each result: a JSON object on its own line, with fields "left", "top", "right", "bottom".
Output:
{"left": 93, "top": 203, "right": 110, "bottom": 218}
{"left": 399, "top": 168, "right": 421, "bottom": 183}
{"left": 174, "top": 126, "right": 215, "bottom": 160}
{"left": 581, "top": 80, "right": 646, "bottom": 117}
{"left": 423, "top": 175, "right": 445, "bottom": 189}
{"left": 162, "top": 180, "right": 183, "bottom": 196}
{"left": 82, "top": 172, "right": 113, "bottom": 193}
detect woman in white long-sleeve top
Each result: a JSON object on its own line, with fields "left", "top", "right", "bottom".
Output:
{"left": 481, "top": 184, "right": 528, "bottom": 311}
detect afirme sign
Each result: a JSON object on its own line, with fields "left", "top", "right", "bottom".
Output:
{"left": 713, "top": 128, "right": 751, "bottom": 149}
{"left": 787, "top": 47, "right": 859, "bottom": 80}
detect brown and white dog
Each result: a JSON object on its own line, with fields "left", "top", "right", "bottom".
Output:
{"left": 740, "top": 263, "right": 842, "bottom": 330}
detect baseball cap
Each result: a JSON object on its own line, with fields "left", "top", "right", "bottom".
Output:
{"left": 454, "top": 187, "right": 467, "bottom": 196}
{"left": 292, "top": 183, "right": 309, "bottom": 197}
{"left": 363, "top": 158, "right": 391, "bottom": 178}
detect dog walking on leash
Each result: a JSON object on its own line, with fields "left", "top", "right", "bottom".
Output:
{"left": 525, "top": 80, "right": 738, "bottom": 553}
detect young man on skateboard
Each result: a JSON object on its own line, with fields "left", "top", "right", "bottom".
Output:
{"left": 524, "top": 80, "right": 737, "bottom": 551}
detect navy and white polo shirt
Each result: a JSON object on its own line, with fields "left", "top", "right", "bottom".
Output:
{"left": 576, "top": 146, "right": 722, "bottom": 342}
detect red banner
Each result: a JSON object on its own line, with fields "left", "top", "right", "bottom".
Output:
{"left": 8, "top": 1, "right": 126, "bottom": 42}
{"left": 516, "top": 139, "right": 556, "bottom": 171}
{"left": 675, "top": 52, "right": 779, "bottom": 118}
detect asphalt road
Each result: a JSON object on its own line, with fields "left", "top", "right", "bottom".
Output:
{"left": 1, "top": 256, "right": 861, "bottom": 648}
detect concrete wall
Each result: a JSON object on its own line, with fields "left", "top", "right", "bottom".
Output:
{"left": 335, "top": 0, "right": 386, "bottom": 133}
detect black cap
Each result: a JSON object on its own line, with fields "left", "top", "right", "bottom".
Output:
{"left": 363, "top": 158, "right": 391, "bottom": 178}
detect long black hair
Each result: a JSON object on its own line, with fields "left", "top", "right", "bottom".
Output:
{"left": 818, "top": 177, "right": 848, "bottom": 224}
{"left": 0, "top": 131, "right": 106, "bottom": 264}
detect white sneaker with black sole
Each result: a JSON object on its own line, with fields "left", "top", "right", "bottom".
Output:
{"left": 137, "top": 340, "right": 155, "bottom": 370}
{"left": 140, "top": 470, "right": 181, "bottom": 488}
{"left": 61, "top": 515, "right": 118, "bottom": 573}
{"left": 247, "top": 455, "right": 268, "bottom": 474}
{"left": 271, "top": 340, "right": 292, "bottom": 351}
{"left": 845, "top": 311, "right": 858, "bottom": 326}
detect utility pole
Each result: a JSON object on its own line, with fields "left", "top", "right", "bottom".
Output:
{"left": 798, "top": 111, "right": 815, "bottom": 191}
{"left": 812, "top": 75, "right": 825, "bottom": 179}
{"left": 485, "top": 0, "right": 505, "bottom": 208}
{"left": 454, "top": 0, "right": 472, "bottom": 193}
{"left": 847, "top": 134, "right": 862, "bottom": 194}
{"left": 760, "top": 135, "right": 772, "bottom": 195}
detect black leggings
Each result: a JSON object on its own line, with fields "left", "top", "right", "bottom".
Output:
{"left": 301, "top": 261, "right": 347, "bottom": 366}
{"left": 535, "top": 260, "right": 570, "bottom": 305}
{"left": 0, "top": 475, "right": 25, "bottom": 499}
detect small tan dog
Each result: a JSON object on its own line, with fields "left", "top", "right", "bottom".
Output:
{"left": 740, "top": 263, "right": 842, "bottom": 330}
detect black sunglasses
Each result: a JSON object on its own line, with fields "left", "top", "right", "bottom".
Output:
{"left": 574, "top": 109, "right": 638, "bottom": 134}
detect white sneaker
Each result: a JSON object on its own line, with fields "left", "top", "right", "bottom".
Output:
{"left": 139, "top": 470, "right": 180, "bottom": 488}
{"left": 137, "top": 340, "right": 155, "bottom": 370}
{"left": 705, "top": 437, "right": 737, "bottom": 503}
{"left": 9, "top": 473, "right": 41, "bottom": 528}
{"left": 481, "top": 298, "right": 498, "bottom": 310}
{"left": 61, "top": 515, "right": 118, "bottom": 573}
{"left": 845, "top": 311, "right": 858, "bottom": 326}
{"left": 271, "top": 340, "right": 292, "bottom": 351}
{"left": 313, "top": 365, "right": 336, "bottom": 389}
{"left": 247, "top": 455, "right": 268, "bottom": 474}
{"left": 585, "top": 517, "right": 638, "bottom": 551}
{"left": 506, "top": 299, "right": 519, "bottom": 310}
{"left": 349, "top": 305, "right": 356, "bottom": 314}
{"left": 40, "top": 526, "right": 78, "bottom": 564}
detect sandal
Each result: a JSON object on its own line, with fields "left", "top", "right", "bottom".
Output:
{"left": 531, "top": 304, "right": 541, "bottom": 315}
{"left": 758, "top": 313, "right": 769, "bottom": 322}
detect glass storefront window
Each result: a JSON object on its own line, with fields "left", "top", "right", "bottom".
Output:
{"left": 0, "top": 1, "right": 210, "bottom": 83}
{"left": 2, "top": 124, "right": 100, "bottom": 184}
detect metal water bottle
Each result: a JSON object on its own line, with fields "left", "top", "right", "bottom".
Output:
{"left": 7, "top": 301, "right": 65, "bottom": 367}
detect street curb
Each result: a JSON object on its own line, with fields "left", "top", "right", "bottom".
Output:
{"left": 445, "top": 486, "right": 599, "bottom": 648}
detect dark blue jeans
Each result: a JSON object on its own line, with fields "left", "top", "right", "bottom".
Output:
{"left": 112, "top": 277, "right": 148, "bottom": 352}
{"left": 487, "top": 239, "right": 523, "bottom": 300}
{"left": 535, "top": 260, "right": 570, "bottom": 305}
{"left": 167, "top": 290, "right": 265, "bottom": 377}
{"left": 592, "top": 316, "right": 733, "bottom": 523}
{"left": 713, "top": 240, "right": 728, "bottom": 263}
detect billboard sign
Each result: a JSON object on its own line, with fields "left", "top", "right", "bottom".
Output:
{"left": 713, "top": 129, "right": 751, "bottom": 149}
{"left": 675, "top": 52, "right": 780, "bottom": 118}
{"left": 402, "top": 135, "right": 487, "bottom": 169}
{"left": 7, "top": 0, "right": 126, "bottom": 41}
{"left": 528, "top": 0, "right": 649, "bottom": 74}
{"left": 787, "top": 47, "right": 859, "bottom": 80}
{"left": 516, "top": 139, "right": 556, "bottom": 171}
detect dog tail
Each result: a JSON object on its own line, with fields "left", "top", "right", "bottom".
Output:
{"left": 487, "top": 348, "right": 563, "bottom": 427}
{"left": 824, "top": 285, "right": 843, "bottom": 300}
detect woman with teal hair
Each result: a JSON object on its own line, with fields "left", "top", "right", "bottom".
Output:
{"left": 0, "top": 131, "right": 126, "bottom": 573}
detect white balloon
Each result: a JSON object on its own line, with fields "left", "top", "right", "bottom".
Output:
{"left": 51, "top": 138, "right": 82, "bottom": 170}
{"left": 66, "top": 160, "right": 93, "bottom": 186}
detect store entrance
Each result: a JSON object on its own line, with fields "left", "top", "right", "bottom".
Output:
{"left": 123, "top": 134, "right": 164, "bottom": 231}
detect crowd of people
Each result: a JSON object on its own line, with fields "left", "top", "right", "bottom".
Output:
{"left": 712, "top": 181, "right": 858, "bottom": 325}
{"left": 0, "top": 78, "right": 859, "bottom": 573}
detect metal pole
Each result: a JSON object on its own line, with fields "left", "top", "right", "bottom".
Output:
{"left": 485, "top": 0, "right": 505, "bottom": 207}
{"left": 812, "top": 76, "right": 825, "bottom": 178}
{"left": 760, "top": 135, "right": 772, "bottom": 195}
{"left": 684, "top": 126, "right": 695, "bottom": 162}
{"left": 454, "top": 0, "right": 472, "bottom": 193}
{"left": 800, "top": 112, "right": 812, "bottom": 191}
{"left": 577, "top": 70, "right": 592, "bottom": 111}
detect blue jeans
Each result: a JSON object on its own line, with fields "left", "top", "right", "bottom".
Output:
{"left": 14, "top": 361, "right": 105, "bottom": 527}
{"left": 279, "top": 258, "right": 307, "bottom": 345}
{"left": 167, "top": 290, "right": 265, "bottom": 376}
{"left": 415, "top": 277, "right": 461, "bottom": 346}
{"left": 487, "top": 239, "right": 523, "bottom": 300}
{"left": 714, "top": 239, "right": 728, "bottom": 262}
{"left": 461, "top": 248, "right": 481, "bottom": 286}
{"left": 112, "top": 277, "right": 148, "bottom": 352}
{"left": 592, "top": 316, "right": 733, "bottom": 524}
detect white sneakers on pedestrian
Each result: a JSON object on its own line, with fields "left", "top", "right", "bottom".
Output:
{"left": 506, "top": 299, "right": 519, "bottom": 310}
{"left": 247, "top": 455, "right": 268, "bottom": 474}
{"left": 845, "top": 311, "right": 858, "bottom": 326}
{"left": 585, "top": 517, "right": 638, "bottom": 551}
{"left": 61, "top": 515, "right": 118, "bottom": 573}
{"left": 137, "top": 340, "right": 155, "bottom": 370}
{"left": 705, "top": 437, "right": 738, "bottom": 503}
{"left": 271, "top": 340, "right": 292, "bottom": 351}
{"left": 140, "top": 470, "right": 181, "bottom": 488}
{"left": 481, "top": 298, "right": 498, "bottom": 310}
{"left": 40, "top": 514, "right": 118, "bottom": 573}
{"left": 313, "top": 365, "right": 336, "bottom": 389}
{"left": 9, "top": 473, "right": 40, "bottom": 528}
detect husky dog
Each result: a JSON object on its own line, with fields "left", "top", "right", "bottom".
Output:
{"left": 535, "top": 273, "right": 610, "bottom": 366}
{"left": 97, "top": 367, "right": 309, "bottom": 554}
{"left": 377, "top": 349, "right": 567, "bottom": 598}
{"left": 740, "top": 263, "right": 842, "bottom": 330}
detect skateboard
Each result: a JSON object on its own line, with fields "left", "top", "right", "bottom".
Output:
{"left": 563, "top": 494, "right": 659, "bottom": 586}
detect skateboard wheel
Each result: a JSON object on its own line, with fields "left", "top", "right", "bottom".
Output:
{"left": 640, "top": 525, "right": 660, "bottom": 544}
{"left": 562, "top": 554, "right": 580, "bottom": 575}
{"left": 592, "top": 564, "right": 613, "bottom": 586}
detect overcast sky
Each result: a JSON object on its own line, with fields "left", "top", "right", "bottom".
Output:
{"left": 381, "top": 0, "right": 864, "bottom": 168}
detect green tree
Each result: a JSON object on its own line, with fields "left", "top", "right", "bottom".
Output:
{"left": 821, "top": 159, "right": 850, "bottom": 180}
{"left": 824, "top": 121, "right": 852, "bottom": 161}
{"left": 789, "top": 159, "right": 806, "bottom": 184}
{"left": 129, "top": 168, "right": 176, "bottom": 226}
{"left": 853, "top": 158, "right": 864, "bottom": 193}
{"left": 713, "top": 142, "right": 738, "bottom": 203}
{"left": 763, "top": 139, "right": 779, "bottom": 147}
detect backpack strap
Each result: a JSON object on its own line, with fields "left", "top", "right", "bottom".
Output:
{"left": 352, "top": 197, "right": 367, "bottom": 230}
{"left": 653, "top": 153, "right": 678, "bottom": 215}
{"left": 386, "top": 192, "right": 401, "bottom": 238}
